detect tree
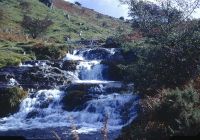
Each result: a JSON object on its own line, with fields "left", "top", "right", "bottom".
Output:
{"left": 119, "top": 16, "right": 125, "bottom": 20}
{"left": 75, "top": 1, "right": 81, "bottom": 6}
{"left": 39, "top": 0, "right": 53, "bottom": 7}
{"left": 21, "top": 15, "right": 53, "bottom": 39}
{"left": 119, "top": 0, "right": 200, "bottom": 40}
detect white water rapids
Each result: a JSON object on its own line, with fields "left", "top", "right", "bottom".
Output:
{"left": 0, "top": 48, "right": 138, "bottom": 135}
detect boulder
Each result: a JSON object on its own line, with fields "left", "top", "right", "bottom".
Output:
{"left": 61, "top": 90, "right": 92, "bottom": 111}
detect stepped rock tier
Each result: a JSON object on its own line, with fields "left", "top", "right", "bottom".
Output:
{"left": 0, "top": 46, "right": 139, "bottom": 139}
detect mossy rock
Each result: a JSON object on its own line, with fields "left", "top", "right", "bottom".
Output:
{"left": 0, "top": 87, "right": 27, "bottom": 117}
{"left": 62, "top": 90, "right": 91, "bottom": 111}
{"left": 22, "top": 43, "right": 68, "bottom": 60}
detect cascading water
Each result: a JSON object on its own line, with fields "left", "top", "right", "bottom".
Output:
{"left": 0, "top": 47, "right": 138, "bottom": 139}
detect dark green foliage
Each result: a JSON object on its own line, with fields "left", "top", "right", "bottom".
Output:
{"left": 121, "top": 44, "right": 200, "bottom": 94}
{"left": 156, "top": 86, "right": 200, "bottom": 135}
{"left": 74, "top": 1, "right": 81, "bottom": 6}
{"left": 119, "top": 86, "right": 200, "bottom": 139}
{"left": 0, "top": 87, "right": 27, "bottom": 117}
{"left": 39, "top": 0, "right": 53, "bottom": 7}
{"left": 128, "top": 0, "right": 183, "bottom": 39}
{"left": 119, "top": 16, "right": 125, "bottom": 20}
{"left": 21, "top": 15, "right": 53, "bottom": 39}
{"left": 19, "top": 0, "right": 31, "bottom": 13}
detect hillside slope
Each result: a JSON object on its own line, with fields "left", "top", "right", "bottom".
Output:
{"left": 0, "top": 0, "right": 131, "bottom": 41}
{"left": 0, "top": 0, "right": 132, "bottom": 67}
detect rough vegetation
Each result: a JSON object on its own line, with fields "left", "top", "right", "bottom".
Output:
{"left": 116, "top": 0, "right": 200, "bottom": 139}
{"left": 0, "top": 87, "right": 27, "bottom": 117}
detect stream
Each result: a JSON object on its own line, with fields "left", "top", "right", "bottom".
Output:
{"left": 0, "top": 46, "right": 139, "bottom": 139}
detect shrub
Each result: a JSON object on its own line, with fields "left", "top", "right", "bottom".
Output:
{"left": 21, "top": 15, "right": 53, "bottom": 39}
{"left": 120, "top": 42, "right": 200, "bottom": 95}
{"left": 102, "top": 21, "right": 108, "bottom": 27}
{"left": 19, "top": 1, "right": 31, "bottom": 13}
{"left": 39, "top": 0, "right": 53, "bottom": 7}
{"left": 119, "top": 16, "right": 125, "bottom": 20}
{"left": 118, "top": 85, "right": 200, "bottom": 139}
{"left": 156, "top": 86, "right": 200, "bottom": 135}
{"left": 74, "top": 1, "right": 81, "bottom": 6}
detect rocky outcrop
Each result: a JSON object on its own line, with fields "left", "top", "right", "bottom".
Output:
{"left": 0, "top": 61, "right": 72, "bottom": 90}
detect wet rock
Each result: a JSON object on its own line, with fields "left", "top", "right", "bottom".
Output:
{"left": 66, "top": 83, "right": 101, "bottom": 93}
{"left": 0, "top": 87, "right": 27, "bottom": 118}
{"left": 26, "top": 110, "right": 39, "bottom": 119}
{"left": 21, "top": 66, "right": 67, "bottom": 89}
{"left": 0, "top": 62, "right": 70, "bottom": 90}
{"left": 61, "top": 90, "right": 92, "bottom": 111}
{"left": 78, "top": 47, "right": 125, "bottom": 62}
{"left": 62, "top": 60, "right": 79, "bottom": 71}
{"left": 81, "top": 48, "right": 111, "bottom": 60}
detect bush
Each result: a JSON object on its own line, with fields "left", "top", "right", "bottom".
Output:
{"left": 39, "top": 0, "right": 53, "bottom": 7}
{"left": 75, "top": 1, "right": 81, "bottom": 6}
{"left": 156, "top": 86, "right": 200, "bottom": 135}
{"left": 118, "top": 85, "right": 200, "bottom": 139}
{"left": 120, "top": 42, "right": 200, "bottom": 95}
{"left": 119, "top": 16, "right": 125, "bottom": 20}
{"left": 19, "top": 1, "right": 31, "bottom": 13}
{"left": 21, "top": 15, "right": 53, "bottom": 39}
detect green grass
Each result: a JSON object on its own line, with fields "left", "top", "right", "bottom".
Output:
{"left": 0, "top": 50, "right": 33, "bottom": 67}
{"left": 0, "top": 0, "right": 132, "bottom": 41}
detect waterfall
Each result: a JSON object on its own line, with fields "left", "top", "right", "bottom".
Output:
{"left": 0, "top": 47, "right": 138, "bottom": 138}
{"left": 77, "top": 60, "right": 105, "bottom": 80}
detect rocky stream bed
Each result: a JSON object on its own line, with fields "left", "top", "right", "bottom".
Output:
{"left": 0, "top": 46, "right": 139, "bottom": 140}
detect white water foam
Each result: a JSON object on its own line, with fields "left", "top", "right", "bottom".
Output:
{"left": 76, "top": 60, "right": 105, "bottom": 80}
{"left": 63, "top": 50, "right": 84, "bottom": 61}
{"left": 0, "top": 47, "right": 138, "bottom": 135}
{"left": 0, "top": 89, "right": 137, "bottom": 134}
